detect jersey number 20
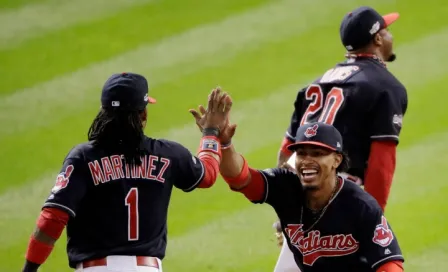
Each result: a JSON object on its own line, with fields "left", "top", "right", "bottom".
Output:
{"left": 125, "top": 187, "right": 139, "bottom": 241}
{"left": 300, "top": 84, "right": 345, "bottom": 126}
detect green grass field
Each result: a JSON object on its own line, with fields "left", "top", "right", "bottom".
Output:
{"left": 1, "top": 0, "right": 447, "bottom": 271}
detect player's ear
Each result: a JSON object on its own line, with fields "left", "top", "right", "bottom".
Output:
{"left": 333, "top": 152, "right": 342, "bottom": 169}
{"left": 373, "top": 32, "right": 382, "bottom": 47}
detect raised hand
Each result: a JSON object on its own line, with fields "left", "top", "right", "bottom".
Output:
{"left": 190, "top": 87, "right": 237, "bottom": 144}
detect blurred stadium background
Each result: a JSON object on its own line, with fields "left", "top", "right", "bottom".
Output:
{"left": 1, "top": 0, "right": 447, "bottom": 271}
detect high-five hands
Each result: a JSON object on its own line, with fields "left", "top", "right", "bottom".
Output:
{"left": 190, "top": 87, "right": 237, "bottom": 145}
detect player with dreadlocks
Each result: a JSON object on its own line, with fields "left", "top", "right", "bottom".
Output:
{"left": 87, "top": 104, "right": 148, "bottom": 165}
{"left": 22, "top": 73, "right": 232, "bottom": 272}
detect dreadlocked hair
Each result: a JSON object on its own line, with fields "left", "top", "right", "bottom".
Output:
{"left": 88, "top": 108, "right": 145, "bottom": 166}
{"left": 336, "top": 151, "right": 350, "bottom": 173}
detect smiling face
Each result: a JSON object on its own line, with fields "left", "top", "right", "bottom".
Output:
{"left": 294, "top": 145, "right": 343, "bottom": 191}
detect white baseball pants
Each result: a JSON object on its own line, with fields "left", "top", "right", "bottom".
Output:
{"left": 273, "top": 235, "right": 301, "bottom": 272}
{"left": 75, "top": 256, "right": 162, "bottom": 272}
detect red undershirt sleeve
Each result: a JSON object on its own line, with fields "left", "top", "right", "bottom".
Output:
{"left": 376, "top": 261, "right": 404, "bottom": 272}
{"left": 363, "top": 141, "right": 397, "bottom": 211}
{"left": 25, "top": 207, "right": 69, "bottom": 265}
{"left": 229, "top": 168, "right": 267, "bottom": 202}
{"left": 197, "top": 154, "right": 219, "bottom": 188}
{"left": 279, "top": 137, "right": 294, "bottom": 158}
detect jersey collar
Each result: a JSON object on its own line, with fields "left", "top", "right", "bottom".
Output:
{"left": 344, "top": 53, "right": 387, "bottom": 68}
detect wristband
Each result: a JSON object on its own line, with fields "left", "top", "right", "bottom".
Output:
{"left": 198, "top": 136, "right": 222, "bottom": 159}
{"left": 221, "top": 142, "right": 233, "bottom": 150}
{"left": 202, "top": 127, "right": 220, "bottom": 138}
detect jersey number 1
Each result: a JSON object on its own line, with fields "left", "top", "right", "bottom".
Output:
{"left": 125, "top": 187, "right": 139, "bottom": 241}
{"left": 300, "top": 84, "right": 345, "bottom": 126}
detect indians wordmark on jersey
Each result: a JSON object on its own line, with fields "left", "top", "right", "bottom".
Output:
{"left": 285, "top": 224, "right": 360, "bottom": 266}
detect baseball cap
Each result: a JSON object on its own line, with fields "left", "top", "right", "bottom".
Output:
{"left": 340, "top": 6, "right": 399, "bottom": 51}
{"left": 101, "top": 72, "right": 156, "bottom": 110}
{"left": 287, "top": 122, "right": 343, "bottom": 153}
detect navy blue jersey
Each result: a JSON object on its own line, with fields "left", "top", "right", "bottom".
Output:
{"left": 43, "top": 136, "right": 205, "bottom": 268}
{"left": 255, "top": 168, "right": 404, "bottom": 271}
{"left": 286, "top": 57, "right": 408, "bottom": 179}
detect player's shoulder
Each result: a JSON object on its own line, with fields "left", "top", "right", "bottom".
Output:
{"left": 142, "top": 137, "right": 191, "bottom": 157}
{"left": 260, "top": 167, "right": 299, "bottom": 182}
{"left": 310, "top": 61, "right": 379, "bottom": 94}
{"left": 339, "top": 177, "right": 382, "bottom": 212}
{"left": 353, "top": 60, "right": 406, "bottom": 93}
{"left": 152, "top": 138, "right": 187, "bottom": 151}
{"left": 316, "top": 62, "right": 364, "bottom": 85}
{"left": 63, "top": 142, "right": 94, "bottom": 161}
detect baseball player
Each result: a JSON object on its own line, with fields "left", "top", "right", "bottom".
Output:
{"left": 274, "top": 6, "right": 408, "bottom": 271}
{"left": 218, "top": 121, "right": 405, "bottom": 272}
{"left": 21, "top": 74, "right": 231, "bottom": 272}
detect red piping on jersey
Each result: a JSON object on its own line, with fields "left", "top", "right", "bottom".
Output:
{"left": 280, "top": 137, "right": 294, "bottom": 157}
{"left": 364, "top": 141, "right": 396, "bottom": 211}
{"left": 26, "top": 207, "right": 69, "bottom": 264}
{"left": 197, "top": 154, "right": 219, "bottom": 188}
{"left": 376, "top": 261, "right": 403, "bottom": 272}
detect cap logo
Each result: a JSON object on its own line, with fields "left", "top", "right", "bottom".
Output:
{"left": 304, "top": 124, "right": 318, "bottom": 138}
{"left": 144, "top": 94, "right": 149, "bottom": 102}
{"left": 392, "top": 114, "right": 403, "bottom": 127}
{"left": 369, "top": 21, "right": 380, "bottom": 35}
{"left": 111, "top": 101, "right": 120, "bottom": 107}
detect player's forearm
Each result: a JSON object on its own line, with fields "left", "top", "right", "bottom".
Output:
{"left": 277, "top": 137, "right": 294, "bottom": 167}
{"left": 219, "top": 145, "right": 245, "bottom": 180}
{"left": 364, "top": 141, "right": 397, "bottom": 211}
{"left": 197, "top": 154, "right": 219, "bottom": 188}
{"left": 23, "top": 208, "right": 69, "bottom": 271}
{"left": 219, "top": 145, "right": 266, "bottom": 201}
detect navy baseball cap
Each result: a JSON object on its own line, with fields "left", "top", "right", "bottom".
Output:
{"left": 287, "top": 122, "right": 343, "bottom": 153}
{"left": 101, "top": 72, "right": 156, "bottom": 110}
{"left": 340, "top": 6, "right": 399, "bottom": 51}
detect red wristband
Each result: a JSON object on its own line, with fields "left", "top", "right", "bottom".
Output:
{"left": 198, "top": 136, "right": 222, "bottom": 159}
{"left": 25, "top": 236, "right": 54, "bottom": 265}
